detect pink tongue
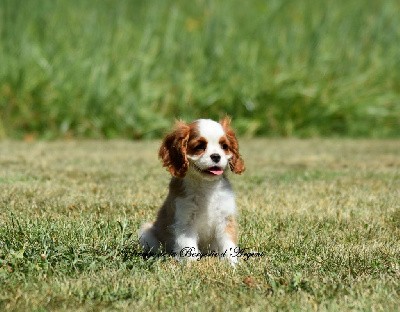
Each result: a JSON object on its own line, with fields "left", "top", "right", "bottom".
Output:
{"left": 209, "top": 168, "right": 224, "bottom": 175}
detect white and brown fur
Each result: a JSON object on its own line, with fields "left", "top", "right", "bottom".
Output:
{"left": 139, "top": 117, "right": 244, "bottom": 265}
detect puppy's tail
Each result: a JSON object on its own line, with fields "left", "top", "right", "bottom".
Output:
{"left": 138, "top": 222, "right": 160, "bottom": 253}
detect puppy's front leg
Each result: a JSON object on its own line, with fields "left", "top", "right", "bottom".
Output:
{"left": 216, "top": 216, "right": 238, "bottom": 265}
{"left": 173, "top": 200, "right": 200, "bottom": 262}
{"left": 217, "top": 237, "right": 238, "bottom": 266}
{"left": 173, "top": 228, "right": 200, "bottom": 262}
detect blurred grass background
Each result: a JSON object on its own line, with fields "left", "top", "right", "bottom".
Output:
{"left": 0, "top": 0, "right": 399, "bottom": 139}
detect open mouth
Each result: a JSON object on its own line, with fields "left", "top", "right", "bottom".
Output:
{"left": 192, "top": 164, "right": 224, "bottom": 176}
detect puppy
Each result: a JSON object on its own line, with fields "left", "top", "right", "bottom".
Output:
{"left": 139, "top": 117, "right": 244, "bottom": 264}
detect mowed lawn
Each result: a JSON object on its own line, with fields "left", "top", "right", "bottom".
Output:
{"left": 0, "top": 139, "right": 399, "bottom": 311}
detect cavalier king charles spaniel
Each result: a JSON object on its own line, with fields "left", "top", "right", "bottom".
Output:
{"left": 139, "top": 117, "right": 244, "bottom": 265}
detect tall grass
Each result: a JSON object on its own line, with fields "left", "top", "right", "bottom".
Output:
{"left": 0, "top": 0, "right": 399, "bottom": 139}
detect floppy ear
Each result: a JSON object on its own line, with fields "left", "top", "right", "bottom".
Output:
{"left": 158, "top": 121, "right": 190, "bottom": 178}
{"left": 220, "top": 116, "right": 245, "bottom": 174}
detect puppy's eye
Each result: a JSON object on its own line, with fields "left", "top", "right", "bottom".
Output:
{"left": 221, "top": 143, "right": 229, "bottom": 150}
{"left": 195, "top": 142, "right": 207, "bottom": 151}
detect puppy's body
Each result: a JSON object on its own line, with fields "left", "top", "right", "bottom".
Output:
{"left": 139, "top": 118, "right": 244, "bottom": 264}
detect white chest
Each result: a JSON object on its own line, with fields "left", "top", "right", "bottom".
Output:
{"left": 174, "top": 178, "right": 236, "bottom": 244}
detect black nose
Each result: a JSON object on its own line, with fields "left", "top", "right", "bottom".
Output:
{"left": 210, "top": 153, "right": 221, "bottom": 163}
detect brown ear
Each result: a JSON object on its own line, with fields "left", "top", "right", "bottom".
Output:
{"left": 220, "top": 116, "right": 245, "bottom": 174}
{"left": 158, "top": 121, "right": 190, "bottom": 178}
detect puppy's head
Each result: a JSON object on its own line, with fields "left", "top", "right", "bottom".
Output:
{"left": 159, "top": 117, "right": 245, "bottom": 179}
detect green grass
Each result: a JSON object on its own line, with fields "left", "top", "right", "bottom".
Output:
{"left": 1, "top": 0, "right": 400, "bottom": 139}
{"left": 0, "top": 139, "right": 399, "bottom": 311}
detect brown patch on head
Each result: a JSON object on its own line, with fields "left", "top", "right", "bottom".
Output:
{"left": 187, "top": 129, "right": 208, "bottom": 156}
{"left": 159, "top": 120, "right": 206, "bottom": 177}
{"left": 158, "top": 121, "right": 191, "bottom": 178}
{"left": 185, "top": 120, "right": 213, "bottom": 158}
{"left": 219, "top": 116, "right": 245, "bottom": 174}
{"left": 218, "top": 136, "right": 230, "bottom": 155}
{"left": 225, "top": 215, "right": 238, "bottom": 244}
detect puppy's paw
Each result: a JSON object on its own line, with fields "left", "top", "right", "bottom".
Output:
{"left": 174, "top": 246, "right": 201, "bottom": 263}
